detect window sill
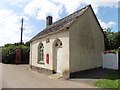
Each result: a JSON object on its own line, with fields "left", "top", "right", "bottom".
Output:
{"left": 37, "top": 61, "right": 45, "bottom": 64}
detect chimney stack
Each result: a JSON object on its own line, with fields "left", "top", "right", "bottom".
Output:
{"left": 46, "top": 16, "right": 52, "bottom": 27}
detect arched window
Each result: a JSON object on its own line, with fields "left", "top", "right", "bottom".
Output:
{"left": 38, "top": 42, "right": 44, "bottom": 64}
{"left": 55, "top": 39, "right": 62, "bottom": 48}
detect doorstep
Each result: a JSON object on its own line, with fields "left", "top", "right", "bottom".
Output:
{"left": 48, "top": 73, "right": 63, "bottom": 79}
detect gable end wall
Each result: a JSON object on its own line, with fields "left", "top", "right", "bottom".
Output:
{"left": 69, "top": 7, "right": 105, "bottom": 73}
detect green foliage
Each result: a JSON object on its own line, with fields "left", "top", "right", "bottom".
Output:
{"left": 25, "top": 41, "right": 30, "bottom": 46}
{"left": 94, "top": 73, "right": 119, "bottom": 88}
{"left": 94, "top": 79, "right": 118, "bottom": 88}
{"left": 2, "top": 42, "right": 30, "bottom": 63}
{"left": 104, "top": 28, "right": 120, "bottom": 50}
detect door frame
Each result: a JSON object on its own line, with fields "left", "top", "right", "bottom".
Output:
{"left": 52, "top": 38, "right": 62, "bottom": 73}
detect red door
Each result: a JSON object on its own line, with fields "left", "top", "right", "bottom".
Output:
{"left": 15, "top": 48, "right": 21, "bottom": 64}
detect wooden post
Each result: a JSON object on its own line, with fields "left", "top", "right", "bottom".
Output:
{"left": 20, "top": 18, "right": 24, "bottom": 47}
{"left": 20, "top": 18, "right": 24, "bottom": 63}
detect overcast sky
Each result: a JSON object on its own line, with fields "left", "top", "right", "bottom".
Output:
{"left": 0, "top": 0, "right": 119, "bottom": 46}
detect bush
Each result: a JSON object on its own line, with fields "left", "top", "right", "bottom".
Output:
{"left": 2, "top": 42, "right": 30, "bottom": 64}
{"left": 21, "top": 45, "right": 30, "bottom": 63}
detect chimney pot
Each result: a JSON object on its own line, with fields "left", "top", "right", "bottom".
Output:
{"left": 46, "top": 16, "right": 52, "bottom": 27}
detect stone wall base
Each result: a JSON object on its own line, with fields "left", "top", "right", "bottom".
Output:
{"left": 30, "top": 65, "right": 54, "bottom": 75}
{"left": 30, "top": 65, "right": 70, "bottom": 79}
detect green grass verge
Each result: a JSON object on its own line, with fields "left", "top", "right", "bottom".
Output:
{"left": 94, "top": 72, "right": 119, "bottom": 89}
{"left": 94, "top": 79, "right": 118, "bottom": 88}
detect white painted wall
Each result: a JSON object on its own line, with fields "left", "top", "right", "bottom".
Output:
{"left": 30, "top": 30, "right": 69, "bottom": 74}
{"left": 103, "top": 52, "right": 118, "bottom": 70}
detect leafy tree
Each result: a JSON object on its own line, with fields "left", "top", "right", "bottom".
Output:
{"left": 25, "top": 41, "right": 30, "bottom": 46}
{"left": 104, "top": 28, "right": 120, "bottom": 50}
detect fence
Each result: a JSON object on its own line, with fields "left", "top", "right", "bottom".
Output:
{"left": 103, "top": 52, "right": 118, "bottom": 70}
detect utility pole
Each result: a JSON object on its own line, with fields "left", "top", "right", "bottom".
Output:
{"left": 15, "top": 18, "right": 24, "bottom": 64}
{"left": 20, "top": 18, "right": 24, "bottom": 46}
{"left": 18, "top": 18, "right": 24, "bottom": 64}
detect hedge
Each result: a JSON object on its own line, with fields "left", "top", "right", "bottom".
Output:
{"left": 2, "top": 42, "right": 30, "bottom": 64}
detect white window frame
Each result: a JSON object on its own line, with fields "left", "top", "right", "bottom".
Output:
{"left": 38, "top": 43, "right": 44, "bottom": 64}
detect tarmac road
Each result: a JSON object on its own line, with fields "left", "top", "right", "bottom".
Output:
{"left": 1, "top": 63, "right": 97, "bottom": 88}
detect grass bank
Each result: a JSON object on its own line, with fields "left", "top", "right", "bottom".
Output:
{"left": 94, "top": 71, "right": 119, "bottom": 89}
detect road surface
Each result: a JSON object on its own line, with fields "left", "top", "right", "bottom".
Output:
{"left": 2, "top": 63, "right": 97, "bottom": 88}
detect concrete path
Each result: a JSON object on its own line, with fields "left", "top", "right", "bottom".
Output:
{"left": 2, "top": 63, "right": 97, "bottom": 88}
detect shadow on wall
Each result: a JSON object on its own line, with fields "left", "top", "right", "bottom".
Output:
{"left": 70, "top": 67, "right": 119, "bottom": 79}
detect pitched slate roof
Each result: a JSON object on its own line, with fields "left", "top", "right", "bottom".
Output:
{"left": 31, "top": 5, "right": 91, "bottom": 41}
